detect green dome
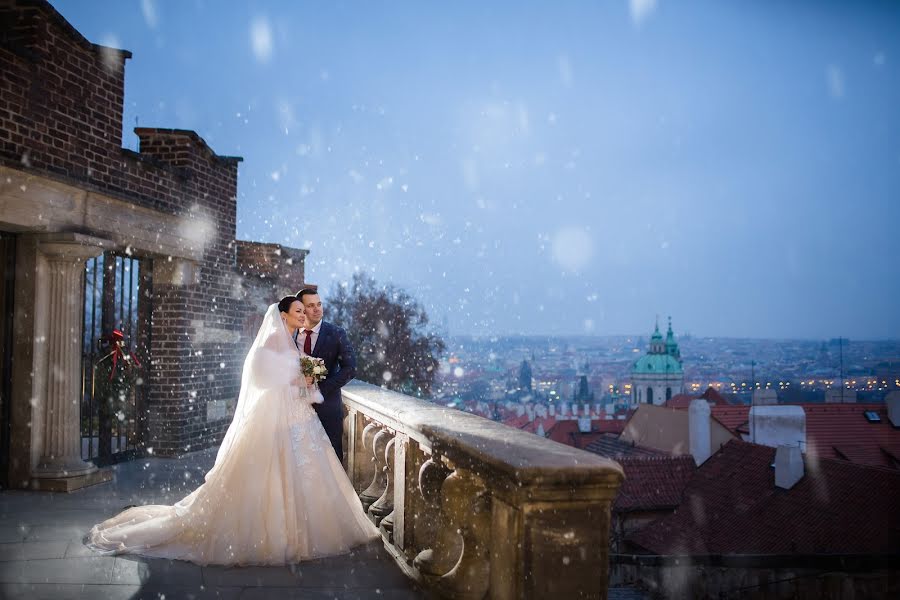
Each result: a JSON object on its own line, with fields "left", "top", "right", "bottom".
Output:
{"left": 633, "top": 353, "right": 683, "bottom": 375}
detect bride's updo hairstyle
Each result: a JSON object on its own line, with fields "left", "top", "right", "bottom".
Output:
{"left": 278, "top": 295, "right": 300, "bottom": 314}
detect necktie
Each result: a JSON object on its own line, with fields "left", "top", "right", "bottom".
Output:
{"left": 303, "top": 329, "right": 313, "bottom": 355}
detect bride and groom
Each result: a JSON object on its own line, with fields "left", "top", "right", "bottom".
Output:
{"left": 87, "top": 289, "right": 379, "bottom": 566}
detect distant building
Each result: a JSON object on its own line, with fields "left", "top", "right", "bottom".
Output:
{"left": 631, "top": 318, "right": 684, "bottom": 405}
{"left": 619, "top": 402, "right": 736, "bottom": 460}
{"left": 574, "top": 374, "right": 594, "bottom": 403}
{"left": 518, "top": 359, "right": 533, "bottom": 393}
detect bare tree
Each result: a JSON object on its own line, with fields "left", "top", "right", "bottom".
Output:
{"left": 329, "top": 273, "right": 444, "bottom": 398}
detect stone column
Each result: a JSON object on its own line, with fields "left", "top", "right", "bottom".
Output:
{"left": 31, "top": 234, "right": 112, "bottom": 491}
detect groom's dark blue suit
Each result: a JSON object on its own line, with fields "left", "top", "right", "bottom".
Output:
{"left": 297, "top": 321, "right": 356, "bottom": 462}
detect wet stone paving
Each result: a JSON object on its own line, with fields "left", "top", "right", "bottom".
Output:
{"left": 0, "top": 448, "right": 424, "bottom": 600}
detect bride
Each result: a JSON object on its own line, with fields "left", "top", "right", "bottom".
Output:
{"left": 87, "top": 296, "right": 379, "bottom": 565}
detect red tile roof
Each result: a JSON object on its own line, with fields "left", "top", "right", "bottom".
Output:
{"left": 501, "top": 414, "right": 530, "bottom": 430}
{"left": 701, "top": 386, "right": 729, "bottom": 405}
{"left": 614, "top": 455, "right": 696, "bottom": 512}
{"left": 708, "top": 405, "right": 751, "bottom": 433}
{"left": 546, "top": 419, "right": 627, "bottom": 449}
{"left": 519, "top": 416, "right": 558, "bottom": 435}
{"left": 666, "top": 388, "right": 731, "bottom": 410}
{"left": 627, "top": 440, "right": 900, "bottom": 556}
{"left": 675, "top": 403, "right": 900, "bottom": 469}
{"left": 584, "top": 433, "right": 667, "bottom": 460}
{"left": 570, "top": 432, "right": 607, "bottom": 450}
{"left": 664, "top": 394, "right": 697, "bottom": 409}
{"left": 803, "top": 403, "right": 900, "bottom": 469}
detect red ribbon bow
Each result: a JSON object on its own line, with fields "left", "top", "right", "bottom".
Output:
{"left": 102, "top": 329, "right": 141, "bottom": 380}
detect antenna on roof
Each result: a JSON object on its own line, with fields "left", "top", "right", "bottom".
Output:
{"left": 839, "top": 337, "right": 844, "bottom": 390}
{"left": 751, "top": 359, "right": 756, "bottom": 395}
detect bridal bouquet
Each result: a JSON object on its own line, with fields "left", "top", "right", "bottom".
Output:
{"left": 300, "top": 356, "right": 328, "bottom": 384}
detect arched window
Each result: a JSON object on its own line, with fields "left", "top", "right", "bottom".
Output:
{"left": 647, "top": 387, "right": 654, "bottom": 404}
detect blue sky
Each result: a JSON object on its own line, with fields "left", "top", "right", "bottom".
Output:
{"left": 53, "top": 0, "right": 900, "bottom": 339}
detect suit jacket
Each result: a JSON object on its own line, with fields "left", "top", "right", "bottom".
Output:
{"left": 308, "top": 321, "right": 356, "bottom": 407}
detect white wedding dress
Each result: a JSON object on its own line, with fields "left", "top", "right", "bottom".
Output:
{"left": 87, "top": 304, "right": 379, "bottom": 566}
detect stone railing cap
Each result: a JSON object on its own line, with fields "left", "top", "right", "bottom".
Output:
{"left": 343, "top": 381, "right": 624, "bottom": 488}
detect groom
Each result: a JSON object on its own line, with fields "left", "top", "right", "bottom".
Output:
{"left": 295, "top": 288, "right": 356, "bottom": 463}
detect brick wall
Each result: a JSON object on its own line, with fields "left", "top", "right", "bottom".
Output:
{"left": 0, "top": 0, "right": 128, "bottom": 181}
{"left": 0, "top": 0, "right": 307, "bottom": 456}
{"left": 236, "top": 241, "right": 312, "bottom": 339}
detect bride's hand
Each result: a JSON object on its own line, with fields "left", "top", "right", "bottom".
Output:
{"left": 311, "top": 388, "right": 324, "bottom": 405}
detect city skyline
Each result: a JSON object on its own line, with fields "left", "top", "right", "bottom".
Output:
{"left": 53, "top": 0, "right": 900, "bottom": 339}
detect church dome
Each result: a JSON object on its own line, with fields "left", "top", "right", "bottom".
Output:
{"left": 632, "top": 317, "right": 683, "bottom": 376}
{"left": 632, "top": 353, "right": 683, "bottom": 376}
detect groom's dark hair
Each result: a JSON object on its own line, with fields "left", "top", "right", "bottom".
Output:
{"left": 296, "top": 288, "right": 318, "bottom": 303}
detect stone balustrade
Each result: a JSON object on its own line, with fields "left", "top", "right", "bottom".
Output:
{"left": 341, "top": 381, "right": 624, "bottom": 600}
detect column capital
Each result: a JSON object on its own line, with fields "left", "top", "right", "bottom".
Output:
{"left": 37, "top": 232, "right": 110, "bottom": 261}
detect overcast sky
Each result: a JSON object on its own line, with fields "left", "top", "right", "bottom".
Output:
{"left": 54, "top": 0, "right": 900, "bottom": 340}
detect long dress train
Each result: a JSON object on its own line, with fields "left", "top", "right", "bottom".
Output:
{"left": 86, "top": 304, "right": 379, "bottom": 566}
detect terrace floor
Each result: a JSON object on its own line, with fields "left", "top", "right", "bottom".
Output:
{"left": 0, "top": 447, "right": 424, "bottom": 599}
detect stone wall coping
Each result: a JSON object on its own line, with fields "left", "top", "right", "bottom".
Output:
{"left": 0, "top": 151, "right": 191, "bottom": 214}
{"left": 12, "top": 0, "right": 133, "bottom": 61}
{"left": 235, "top": 240, "right": 310, "bottom": 259}
{"left": 134, "top": 128, "right": 243, "bottom": 166}
{"left": 0, "top": 164, "right": 204, "bottom": 261}
{"left": 36, "top": 231, "right": 112, "bottom": 248}
{"left": 343, "top": 380, "right": 624, "bottom": 489}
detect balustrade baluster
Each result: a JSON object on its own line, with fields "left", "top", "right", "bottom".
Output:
{"left": 359, "top": 428, "right": 391, "bottom": 511}
{"left": 353, "top": 421, "right": 379, "bottom": 495}
{"left": 368, "top": 436, "right": 395, "bottom": 525}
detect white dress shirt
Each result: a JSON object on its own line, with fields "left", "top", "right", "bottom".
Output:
{"left": 294, "top": 321, "right": 324, "bottom": 404}
{"left": 302, "top": 320, "right": 322, "bottom": 356}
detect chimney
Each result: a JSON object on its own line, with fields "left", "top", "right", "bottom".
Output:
{"left": 536, "top": 422, "right": 546, "bottom": 437}
{"left": 536, "top": 405, "right": 548, "bottom": 418}
{"left": 752, "top": 389, "right": 778, "bottom": 405}
{"left": 689, "top": 399, "right": 711, "bottom": 465}
{"left": 577, "top": 417, "right": 592, "bottom": 433}
{"left": 750, "top": 406, "right": 806, "bottom": 450}
{"left": 548, "top": 404, "right": 556, "bottom": 417}
{"left": 525, "top": 405, "right": 535, "bottom": 421}
{"left": 887, "top": 392, "right": 900, "bottom": 427}
{"left": 775, "top": 445, "right": 804, "bottom": 489}
{"left": 515, "top": 405, "right": 525, "bottom": 417}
